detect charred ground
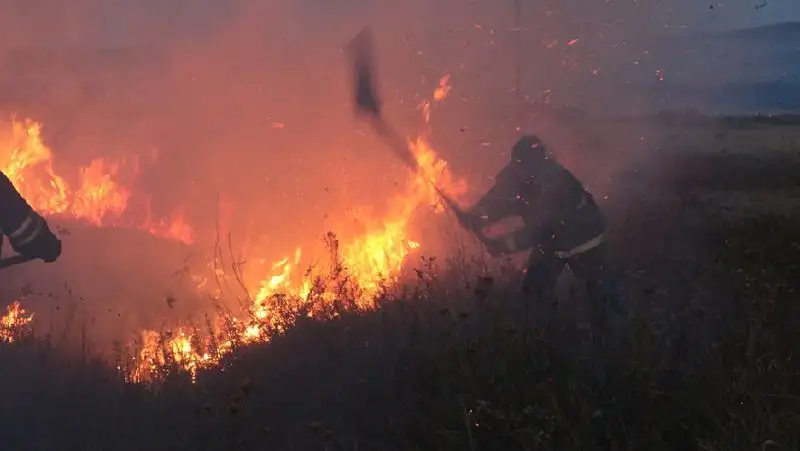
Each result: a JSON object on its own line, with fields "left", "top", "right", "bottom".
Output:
{"left": 1, "top": 114, "right": 798, "bottom": 451}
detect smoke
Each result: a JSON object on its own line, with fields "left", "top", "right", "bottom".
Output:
{"left": 0, "top": 0, "right": 789, "bottom": 345}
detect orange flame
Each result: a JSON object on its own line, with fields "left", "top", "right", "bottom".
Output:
{"left": 250, "top": 74, "right": 465, "bottom": 305}
{"left": 0, "top": 119, "right": 194, "bottom": 243}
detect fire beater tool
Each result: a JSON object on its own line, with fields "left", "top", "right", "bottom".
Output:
{"left": 346, "top": 28, "right": 483, "bottom": 235}
{"left": 347, "top": 28, "right": 421, "bottom": 174}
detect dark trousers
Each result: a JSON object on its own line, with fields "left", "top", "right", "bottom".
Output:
{"left": 523, "top": 242, "right": 626, "bottom": 430}
{"left": 521, "top": 242, "right": 625, "bottom": 332}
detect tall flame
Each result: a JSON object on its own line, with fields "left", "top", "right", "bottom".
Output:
{"left": 249, "top": 74, "right": 464, "bottom": 305}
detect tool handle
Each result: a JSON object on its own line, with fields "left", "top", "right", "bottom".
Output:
{"left": 0, "top": 253, "right": 36, "bottom": 270}
{"left": 368, "top": 117, "right": 421, "bottom": 172}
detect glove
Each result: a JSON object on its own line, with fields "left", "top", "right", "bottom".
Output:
{"left": 7, "top": 212, "right": 62, "bottom": 263}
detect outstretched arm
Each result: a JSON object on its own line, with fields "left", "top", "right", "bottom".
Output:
{"left": 468, "top": 180, "right": 517, "bottom": 227}
{"left": 0, "top": 172, "right": 61, "bottom": 262}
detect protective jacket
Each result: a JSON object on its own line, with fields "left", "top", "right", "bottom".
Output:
{"left": 0, "top": 171, "right": 61, "bottom": 262}
{"left": 470, "top": 140, "right": 606, "bottom": 258}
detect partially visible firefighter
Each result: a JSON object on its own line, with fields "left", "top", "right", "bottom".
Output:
{"left": 453, "top": 135, "right": 625, "bottom": 333}
{"left": 0, "top": 171, "right": 62, "bottom": 263}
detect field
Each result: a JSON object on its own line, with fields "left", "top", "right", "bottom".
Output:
{"left": 1, "top": 113, "right": 799, "bottom": 451}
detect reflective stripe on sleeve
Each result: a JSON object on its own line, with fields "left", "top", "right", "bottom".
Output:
{"left": 554, "top": 234, "right": 603, "bottom": 259}
{"left": 8, "top": 215, "right": 34, "bottom": 239}
{"left": 8, "top": 213, "right": 44, "bottom": 247}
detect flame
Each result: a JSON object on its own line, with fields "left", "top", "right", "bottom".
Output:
{"left": 128, "top": 74, "right": 466, "bottom": 382}
{"left": 0, "top": 119, "right": 194, "bottom": 243}
{"left": 2, "top": 75, "right": 464, "bottom": 383}
{"left": 249, "top": 74, "right": 465, "bottom": 305}
{"left": 1, "top": 301, "right": 33, "bottom": 343}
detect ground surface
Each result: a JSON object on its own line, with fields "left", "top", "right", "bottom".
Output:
{"left": 1, "top": 114, "right": 798, "bottom": 451}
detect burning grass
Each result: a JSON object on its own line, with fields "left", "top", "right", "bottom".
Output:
{"left": 0, "top": 118, "right": 195, "bottom": 243}
{"left": 0, "top": 203, "right": 798, "bottom": 450}
{"left": 0, "top": 73, "right": 468, "bottom": 383}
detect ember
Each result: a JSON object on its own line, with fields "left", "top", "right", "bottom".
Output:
{"left": 0, "top": 301, "right": 33, "bottom": 343}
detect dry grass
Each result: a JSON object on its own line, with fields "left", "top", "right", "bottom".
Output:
{"left": 1, "top": 115, "right": 799, "bottom": 451}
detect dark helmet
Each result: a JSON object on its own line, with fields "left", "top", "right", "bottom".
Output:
{"left": 510, "top": 135, "right": 550, "bottom": 166}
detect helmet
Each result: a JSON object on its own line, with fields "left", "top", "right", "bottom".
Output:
{"left": 510, "top": 135, "right": 549, "bottom": 166}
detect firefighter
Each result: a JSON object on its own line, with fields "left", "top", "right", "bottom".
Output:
{"left": 0, "top": 171, "right": 62, "bottom": 263}
{"left": 455, "top": 135, "right": 623, "bottom": 330}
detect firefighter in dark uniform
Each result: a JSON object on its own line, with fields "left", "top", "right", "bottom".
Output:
{"left": 0, "top": 171, "right": 62, "bottom": 263}
{"left": 456, "top": 135, "right": 623, "bottom": 330}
